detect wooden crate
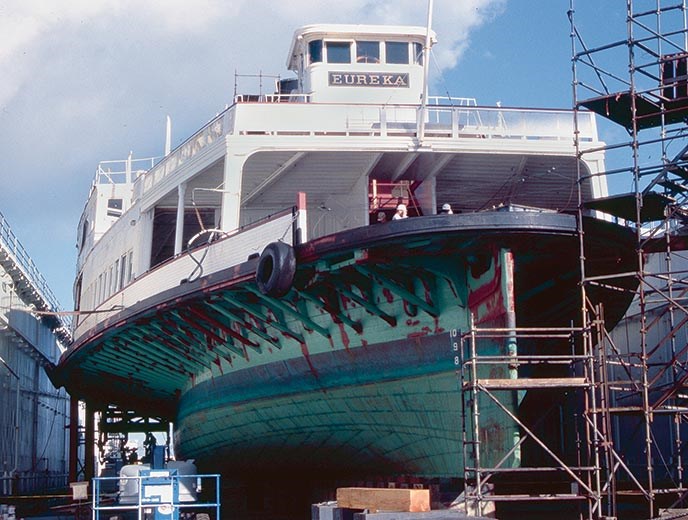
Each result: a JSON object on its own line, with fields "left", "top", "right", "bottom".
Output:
{"left": 336, "top": 487, "right": 430, "bottom": 513}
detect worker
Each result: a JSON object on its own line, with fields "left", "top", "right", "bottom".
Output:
{"left": 440, "top": 203, "right": 453, "bottom": 214}
{"left": 393, "top": 203, "right": 408, "bottom": 220}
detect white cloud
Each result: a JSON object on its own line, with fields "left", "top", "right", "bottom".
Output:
{"left": 0, "top": 0, "right": 505, "bottom": 109}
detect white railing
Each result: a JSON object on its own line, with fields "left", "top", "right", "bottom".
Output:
{"left": 0, "top": 211, "right": 70, "bottom": 329}
{"left": 423, "top": 104, "right": 593, "bottom": 141}
{"left": 121, "top": 99, "right": 597, "bottom": 207}
{"left": 92, "top": 473, "right": 221, "bottom": 519}
{"left": 234, "top": 92, "right": 312, "bottom": 103}
{"left": 135, "top": 112, "right": 227, "bottom": 199}
{"left": 427, "top": 95, "right": 478, "bottom": 106}
{"left": 227, "top": 102, "right": 594, "bottom": 141}
{"left": 95, "top": 157, "right": 159, "bottom": 185}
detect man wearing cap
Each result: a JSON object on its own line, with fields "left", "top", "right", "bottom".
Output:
{"left": 393, "top": 203, "right": 408, "bottom": 220}
{"left": 440, "top": 203, "right": 453, "bottom": 214}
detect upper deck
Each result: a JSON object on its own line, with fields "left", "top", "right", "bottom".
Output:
{"left": 134, "top": 98, "right": 599, "bottom": 209}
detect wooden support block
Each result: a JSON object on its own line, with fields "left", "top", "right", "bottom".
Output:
{"left": 336, "top": 487, "right": 430, "bottom": 512}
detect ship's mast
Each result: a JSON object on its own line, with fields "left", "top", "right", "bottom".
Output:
{"left": 419, "top": 0, "right": 434, "bottom": 143}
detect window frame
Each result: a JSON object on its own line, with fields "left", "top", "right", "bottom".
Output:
{"left": 308, "top": 39, "right": 323, "bottom": 64}
{"left": 325, "top": 40, "right": 352, "bottom": 64}
{"left": 413, "top": 42, "right": 424, "bottom": 65}
{"left": 356, "top": 40, "right": 380, "bottom": 64}
{"left": 107, "top": 198, "right": 123, "bottom": 218}
{"left": 385, "top": 41, "right": 410, "bottom": 64}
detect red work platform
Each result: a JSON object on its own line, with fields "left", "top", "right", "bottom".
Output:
{"left": 580, "top": 92, "right": 688, "bottom": 130}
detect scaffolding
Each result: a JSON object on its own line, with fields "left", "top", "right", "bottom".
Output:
{"left": 461, "top": 2, "right": 688, "bottom": 518}
{"left": 573, "top": 1, "right": 688, "bottom": 517}
{"left": 460, "top": 309, "right": 617, "bottom": 519}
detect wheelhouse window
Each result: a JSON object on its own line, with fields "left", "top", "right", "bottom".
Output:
{"left": 356, "top": 41, "right": 380, "bottom": 63}
{"left": 309, "top": 39, "right": 323, "bottom": 63}
{"left": 386, "top": 41, "right": 409, "bottom": 64}
{"left": 326, "top": 41, "right": 351, "bottom": 63}
{"left": 413, "top": 42, "right": 424, "bottom": 65}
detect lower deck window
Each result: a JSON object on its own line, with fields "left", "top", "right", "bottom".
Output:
{"left": 150, "top": 207, "right": 216, "bottom": 268}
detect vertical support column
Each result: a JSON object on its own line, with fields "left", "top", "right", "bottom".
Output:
{"left": 30, "top": 361, "right": 39, "bottom": 471}
{"left": 468, "top": 314, "right": 483, "bottom": 516}
{"left": 174, "top": 182, "right": 187, "bottom": 256}
{"left": 12, "top": 369, "right": 20, "bottom": 492}
{"left": 593, "top": 304, "right": 615, "bottom": 519}
{"left": 413, "top": 176, "right": 437, "bottom": 216}
{"left": 501, "top": 249, "right": 522, "bottom": 468}
{"left": 380, "top": 107, "right": 387, "bottom": 137}
{"left": 84, "top": 402, "right": 95, "bottom": 483}
{"left": 138, "top": 209, "right": 155, "bottom": 274}
{"left": 69, "top": 396, "right": 79, "bottom": 483}
{"left": 220, "top": 145, "right": 244, "bottom": 233}
{"left": 295, "top": 192, "right": 308, "bottom": 244}
{"left": 625, "top": 4, "right": 656, "bottom": 504}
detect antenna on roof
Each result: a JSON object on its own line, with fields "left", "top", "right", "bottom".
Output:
{"left": 165, "top": 115, "right": 172, "bottom": 156}
{"left": 419, "top": 0, "right": 434, "bottom": 143}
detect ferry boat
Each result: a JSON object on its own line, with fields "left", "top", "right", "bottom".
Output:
{"left": 53, "top": 24, "right": 637, "bottom": 486}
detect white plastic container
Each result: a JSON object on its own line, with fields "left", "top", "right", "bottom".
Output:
{"left": 118, "top": 460, "right": 198, "bottom": 504}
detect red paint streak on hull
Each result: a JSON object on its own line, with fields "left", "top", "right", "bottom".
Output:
{"left": 468, "top": 268, "right": 501, "bottom": 310}
{"left": 473, "top": 290, "right": 506, "bottom": 325}
{"left": 337, "top": 322, "right": 351, "bottom": 351}
{"left": 468, "top": 252, "right": 507, "bottom": 325}
{"left": 300, "top": 343, "right": 319, "bottom": 379}
{"left": 213, "top": 355, "right": 223, "bottom": 376}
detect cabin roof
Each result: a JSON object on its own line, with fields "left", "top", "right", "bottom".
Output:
{"left": 287, "top": 23, "right": 436, "bottom": 69}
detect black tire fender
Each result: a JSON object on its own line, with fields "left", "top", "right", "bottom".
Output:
{"left": 255, "top": 241, "right": 296, "bottom": 297}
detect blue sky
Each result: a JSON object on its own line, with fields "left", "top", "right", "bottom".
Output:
{"left": 0, "top": 1, "right": 627, "bottom": 311}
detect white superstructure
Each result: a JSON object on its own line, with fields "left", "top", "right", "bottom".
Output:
{"left": 72, "top": 24, "right": 606, "bottom": 340}
{"left": 285, "top": 24, "right": 433, "bottom": 104}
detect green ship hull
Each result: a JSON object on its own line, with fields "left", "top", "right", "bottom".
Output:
{"left": 55, "top": 209, "right": 637, "bottom": 481}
